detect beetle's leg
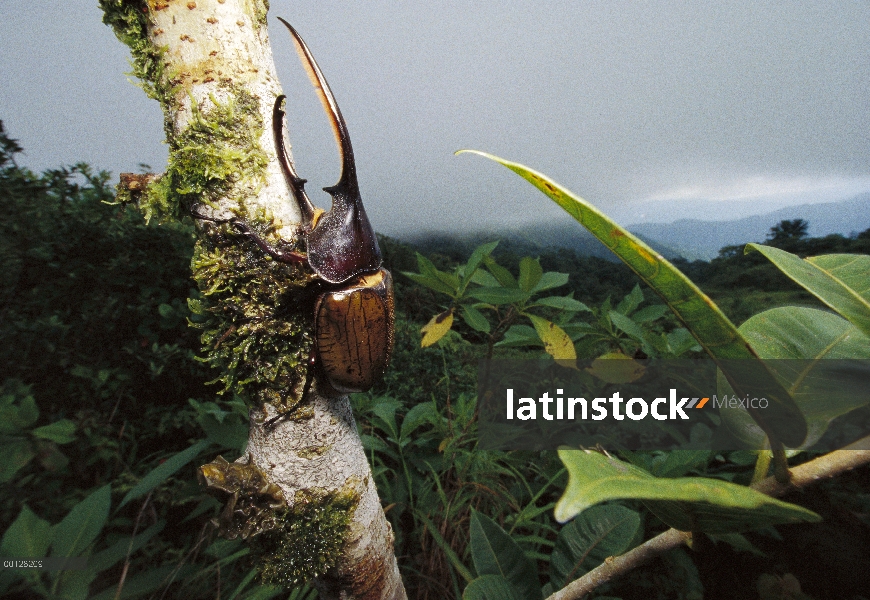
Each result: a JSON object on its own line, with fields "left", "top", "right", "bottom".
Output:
{"left": 273, "top": 95, "right": 321, "bottom": 230}
{"left": 191, "top": 208, "right": 307, "bottom": 265}
{"left": 265, "top": 348, "right": 318, "bottom": 428}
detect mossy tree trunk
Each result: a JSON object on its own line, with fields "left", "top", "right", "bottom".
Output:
{"left": 99, "top": 1, "right": 406, "bottom": 598}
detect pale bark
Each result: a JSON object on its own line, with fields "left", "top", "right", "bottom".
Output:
{"left": 104, "top": 1, "right": 405, "bottom": 597}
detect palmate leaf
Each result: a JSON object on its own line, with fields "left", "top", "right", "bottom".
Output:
{"left": 555, "top": 449, "right": 820, "bottom": 534}
{"left": 458, "top": 150, "right": 807, "bottom": 448}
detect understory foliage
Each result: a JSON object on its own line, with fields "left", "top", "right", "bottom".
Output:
{"left": 2, "top": 123, "right": 870, "bottom": 599}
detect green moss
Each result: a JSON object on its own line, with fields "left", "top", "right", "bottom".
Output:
{"left": 251, "top": 0, "right": 270, "bottom": 29}
{"left": 100, "top": 1, "right": 307, "bottom": 415}
{"left": 99, "top": 0, "right": 164, "bottom": 102}
{"left": 141, "top": 89, "right": 269, "bottom": 222}
{"left": 189, "top": 225, "right": 314, "bottom": 414}
{"left": 251, "top": 480, "right": 361, "bottom": 586}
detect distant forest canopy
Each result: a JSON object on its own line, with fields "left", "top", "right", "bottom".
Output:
{"left": 3, "top": 118, "right": 869, "bottom": 332}
{"left": 383, "top": 215, "right": 870, "bottom": 327}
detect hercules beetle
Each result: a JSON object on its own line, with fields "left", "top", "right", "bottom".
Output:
{"left": 195, "top": 18, "right": 394, "bottom": 407}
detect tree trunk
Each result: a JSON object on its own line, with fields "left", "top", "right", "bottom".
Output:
{"left": 100, "top": 1, "right": 406, "bottom": 597}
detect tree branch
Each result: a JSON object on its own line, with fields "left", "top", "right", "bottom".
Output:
{"left": 547, "top": 435, "right": 870, "bottom": 600}
{"left": 100, "top": 1, "right": 405, "bottom": 597}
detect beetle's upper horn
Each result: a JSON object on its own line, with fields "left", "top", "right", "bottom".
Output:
{"left": 277, "top": 17, "right": 357, "bottom": 195}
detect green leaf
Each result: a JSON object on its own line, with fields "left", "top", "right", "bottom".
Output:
{"left": 534, "top": 296, "right": 590, "bottom": 312}
{"left": 89, "top": 564, "right": 194, "bottom": 600}
{"left": 119, "top": 439, "right": 212, "bottom": 508}
{"left": 469, "top": 269, "right": 501, "bottom": 287}
{"left": 189, "top": 399, "right": 249, "bottom": 452}
{"left": 461, "top": 305, "right": 492, "bottom": 333}
{"left": 1, "top": 505, "right": 52, "bottom": 557}
{"left": 87, "top": 521, "right": 165, "bottom": 574}
{"left": 549, "top": 504, "right": 640, "bottom": 588}
{"left": 608, "top": 311, "right": 646, "bottom": 341}
{"left": 461, "top": 242, "right": 500, "bottom": 292}
{"left": 31, "top": 419, "right": 76, "bottom": 444}
{"left": 528, "top": 315, "right": 577, "bottom": 361}
{"left": 667, "top": 328, "right": 699, "bottom": 355}
{"left": 710, "top": 532, "right": 767, "bottom": 557}
{"left": 0, "top": 393, "right": 40, "bottom": 433}
{"left": 0, "top": 438, "right": 37, "bottom": 483}
{"left": 484, "top": 257, "right": 518, "bottom": 289}
{"left": 462, "top": 575, "right": 525, "bottom": 600}
{"left": 51, "top": 484, "right": 111, "bottom": 558}
{"left": 719, "top": 307, "right": 870, "bottom": 448}
{"left": 531, "top": 271, "right": 569, "bottom": 293}
{"left": 403, "top": 271, "right": 457, "bottom": 296}
{"left": 400, "top": 402, "right": 439, "bottom": 440}
{"left": 416, "top": 511, "right": 475, "bottom": 583}
{"left": 747, "top": 246, "right": 870, "bottom": 337}
{"left": 467, "top": 287, "right": 530, "bottom": 305}
{"left": 469, "top": 510, "right": 540, "bottom": 600}
{"left": 633, "top": 304, "right": 669, "bottom": 323}
{"left": 616, "top": 284, "right": 644, "bottom": 315}
{"left": 459, "top": 150, "right": 807, "bottom": 448}
{"left": 555, "top": 449, "right": 820, "bottom": 533}
{"left": 518, "top": 257, "right": 543, "bottom": 292}
{"left": 496, "top": 325, "right": 543, "bottom": 348}
{"left": 54, "top": 568, "right": 97, "bottom": 600}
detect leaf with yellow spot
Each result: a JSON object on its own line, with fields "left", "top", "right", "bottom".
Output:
{"left": 457, "top": 149, "right": 806, "bottom": 448}
{"left": 421, "top": 309, "right": 454, "bottom": 348}
{"left": 528, "top": 314, "right": 576, "bottom": 361}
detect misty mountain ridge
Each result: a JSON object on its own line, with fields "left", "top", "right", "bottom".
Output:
{"left": 630, "top": 193, "right": 870, "bottom": 260}
{"left": 401, "top": 193, "right": 870, "bottom": 262}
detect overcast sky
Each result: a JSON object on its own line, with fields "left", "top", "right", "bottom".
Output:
{"left": 2, "top": 1, "right": 868, "bottom": 236}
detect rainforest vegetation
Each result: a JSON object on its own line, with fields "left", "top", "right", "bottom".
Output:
{"left": 2, "top": 123, "right": 869, "bottom": 599}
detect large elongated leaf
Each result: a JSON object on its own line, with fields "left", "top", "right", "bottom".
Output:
{"left": 555, "top": 449, "right": 819, "bottom": 533}
{"left": 719, "top": 306, "right": 870, "bottom": 448}
{"left": 549, "top": 504, "right": 640, "bottom": 588}
{"left": 462, "top": 575, "right": 524, "bottom": 600}
{"left": 518, "top": 257, "right": 543, "bottom": 292}
{"left": 1, "top": 505, "right": 51, "bottom": 558}
{"left": 459, "top": 150, "right": 806, "bottom": 447}
{"left": 51, "top": 484, "right": 111, "bottom": 558}
{"left": 469, "top": 510, "right": 540, "bottom": 600}
{"left": 747, "top": 245, "right": 870, "bottom": 337}
{"left": 87, "top": 521, "right": 165, "bottom": 573}
{"left": 119, "top": 439, "right": 212, "bottom": 508}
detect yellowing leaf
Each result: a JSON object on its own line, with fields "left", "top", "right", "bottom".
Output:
{"left": 586, "top": 352, "right": 646, "bottom": 383}
{"left": 421, "top": 309, "right": 454, "bottom": 347}
{"left": 528, "top": 315, "right": 576, "bottom": 361}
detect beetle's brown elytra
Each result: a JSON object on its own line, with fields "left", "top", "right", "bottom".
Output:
{"left": 315, "top": 270, "right": 395, "bottom": 394}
